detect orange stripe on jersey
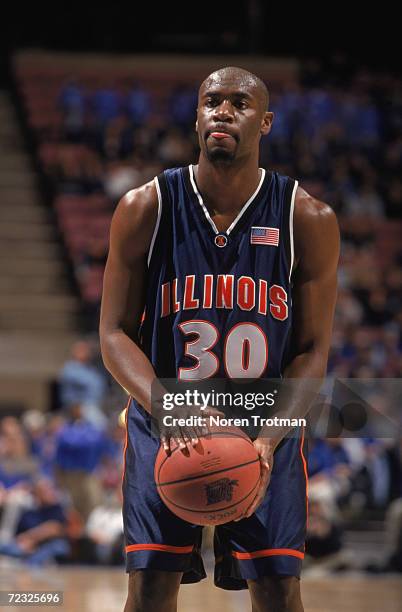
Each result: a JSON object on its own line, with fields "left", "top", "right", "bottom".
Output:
{"left": 125, "top": 544, "right": 194, "bottom": 554}
{"left": 232, "top": 548, "right": 304, "bottom": 560}
{"left": 299, "top": 425, "right": 309, "bottom": 525}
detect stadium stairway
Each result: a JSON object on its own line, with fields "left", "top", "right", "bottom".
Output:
{"left": 0, "top": 89, "right": 80, "bottom": 413}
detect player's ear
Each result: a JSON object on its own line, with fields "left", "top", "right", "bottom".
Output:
{"left": 195, "top": 119, "right": 198, "bottom": 132}
{"left": 261, "top": 111, "right": 273, "bottom": 136}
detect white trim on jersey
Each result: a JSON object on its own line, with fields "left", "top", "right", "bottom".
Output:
{"left": 226, "top": 168, "right": 265, "bottom": 235}
{"left": 189, "top": 164, "right": 219, "bottom": 234}
{"left": 148, "top": 176, "right": 163, "bottom": 267}
{"left": 189, "top": 165, "right": 266, "bottom": 236}
{"left": 289, "top": 180, "right": 298, "bottom": 282}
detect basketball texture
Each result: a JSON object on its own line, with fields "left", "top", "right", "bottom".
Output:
{"left": 154, "top": 426, "right": 260, "bottom": 525}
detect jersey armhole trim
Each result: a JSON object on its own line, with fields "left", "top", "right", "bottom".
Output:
{"left": 289, "top": 180, "right": 298, "bottom": 282}
{"left": 147, "top": 176, "right": 163, "bottom": 267}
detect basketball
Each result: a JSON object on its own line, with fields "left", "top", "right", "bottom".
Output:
{"left": 154, "top": 426, "right": 261, "bottom": 525}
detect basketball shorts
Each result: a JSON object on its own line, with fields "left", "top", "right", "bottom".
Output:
{"left": 122, "top": 397, "right": 308, "bottom": 590}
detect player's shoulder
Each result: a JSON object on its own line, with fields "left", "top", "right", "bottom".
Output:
{"left": 111, "top": 178, "right": 159, "bottom": 235}
{"left": 108, "top": 179, "right": 160, "bottom": 258}
{"left": 292, "top": 185, "right": 340, "bottom": 266}
{"left": 118, "top": 178, "right": 158, "bottom": 217}
{"left": 294, "top": 185, "right": 338, "bottom": 233}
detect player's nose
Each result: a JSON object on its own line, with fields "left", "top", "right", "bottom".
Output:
{"left": 213, "top": 99, "right": 234, "bottom": 122}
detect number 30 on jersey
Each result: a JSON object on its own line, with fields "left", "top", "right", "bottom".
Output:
{"left": 178, "top": 320, "right": 268, "bottom": 380}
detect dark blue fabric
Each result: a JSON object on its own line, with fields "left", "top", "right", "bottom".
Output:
{"left": 17, "top": 504, "right": 66, "bottom": 534}
{"left": 0, "top": 466, "right": 33, "bottom": 489}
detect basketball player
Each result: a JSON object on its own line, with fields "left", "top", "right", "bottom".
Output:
{"left": 99, "top": 67, "right": 339, "bottom": 612}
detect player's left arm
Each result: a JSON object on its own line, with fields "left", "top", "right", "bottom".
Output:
{"left": 243, "top": 187, "right": 340, "bottom": 518}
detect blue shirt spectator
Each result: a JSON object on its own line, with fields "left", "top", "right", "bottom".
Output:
{"left": 92, "top": 88, "right": 122, "bottom": 123}
{"left": 58, "top": 340, "right": 107, "bottom": 429}
{"left": 126, "top": 82, "right": 152, "bottom": 125}
{"left": 55, "top": 413, "right": 110, "bottom": 473}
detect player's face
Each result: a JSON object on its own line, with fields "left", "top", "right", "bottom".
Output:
{"left": 196, "top": 75, "right": 272, "bottom": 164}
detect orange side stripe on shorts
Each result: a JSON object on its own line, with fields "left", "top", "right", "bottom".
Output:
{"left": 232, "top": 548, "right": 304, "bottom": 560}
{"left": 121, "top": 396, "right": 131, "bottom": 484}
{"left": 299, "top": 425, "right": 309, "bottom": 525}
{"left": 125, "top": 544, "right": 194, "bottom": 554}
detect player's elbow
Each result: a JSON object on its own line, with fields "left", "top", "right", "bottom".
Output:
{"left": 309, "top": 344, "right": 331, "bottom": 378}
{"left": 291, "top": 341, "right": 331, "bottom": 378}
{"left": 99, "top": 327, "right": 118, "bottom": 373}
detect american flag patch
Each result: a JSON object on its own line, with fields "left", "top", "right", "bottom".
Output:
{"left": 250, "top": 226, "right": 280, "bottom": 246}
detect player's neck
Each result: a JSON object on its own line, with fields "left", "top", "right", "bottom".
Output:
{"left": 194, "top": 157, "right": 261, "bottom": 214}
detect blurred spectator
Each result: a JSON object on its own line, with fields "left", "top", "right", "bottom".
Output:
{"left": 126, "top": 81, "right": 152, "bottom": 126}
{"left": 305, "top": 499, "right": 344, "bottom": 565}
{"left": 82, "top": 486, "right": 124, "bottom": 565}
{"left": 169, "top": 84, "right": 197, "bottom": 127}
{"left": 0, "top": 417, "right": 38, "bottom": 490}
{"left": 58, "top": 339, "right": 107, "bottom": 429}
{"left": 98, "top": 116, "right": 134, "bottom": 160}
{"left": 157, "top": 127, "right": 194, "bottom": 166}
{"left": 91, "top": 86, "right": 122, "bottom": 124}
{"left": 54, "top": 403, "right": 111, "bottom": 521}
{"left": 103, "top": 160, "right": 141, "bottom": 202}
{"left": 21, "top": 411, "right": 65, "bottom": 479}
{"left": 58, "top": 78, "right": 87, "bottom": 142}
{"left": 0, "top": 477, "right": 69, "bottom": 567}
{"left": 343, "top": 180, "right": 385, "bottom": 218}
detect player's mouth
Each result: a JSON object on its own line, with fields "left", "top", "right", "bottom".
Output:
{"left": 206, "top": 128, "right": 238, "bottom": 142}
{"left": 210, "top": 132, "right": 232, "bottom": 140}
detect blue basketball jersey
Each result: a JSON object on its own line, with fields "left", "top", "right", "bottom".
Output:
{"left": 139, "top": 164, "right": 298, "bottom": 381}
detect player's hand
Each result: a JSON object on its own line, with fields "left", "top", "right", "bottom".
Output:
{"left": 155, "top": 404, "right": 225, "bottom": 455}
{"left": 235, "top": 437, "right": 276, "bottom": 520}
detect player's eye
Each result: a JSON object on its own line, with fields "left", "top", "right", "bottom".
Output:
{"left": 205, "top": 97, "right": 219, "bottom": 107}
{"left": 235, "top": 100, "right": 248, "bottom": 109}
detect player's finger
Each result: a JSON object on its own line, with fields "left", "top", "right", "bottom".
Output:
{"left": 182, "top": 427, "right": 196, "bottom": 448}
{"left": 173, "top": 436, "right": 189, "bottom": 454}
{"left": 160, "top": 434, "right": 171, "bottom": 455}
{"left": 190, "top": 431, "right": 199, "bottom": 447}
{"left": 185, "top": 426, "right": 199, "bottom": 447}
{"left": 177, "top": 428, "right": 191, "bottom": 455}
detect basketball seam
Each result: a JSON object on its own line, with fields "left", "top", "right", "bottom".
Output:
{"left": 156, "top": 431, "right": 256, "bottom": 478}
{"left": 156, "top": 457, "right": 260, "bottom": 487}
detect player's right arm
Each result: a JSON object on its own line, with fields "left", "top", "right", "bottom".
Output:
{"left": 99, "top": 181, "right": 161, "bottom": 414}
{"left": 99, "top": 182, "right": 214, "bottom": 452}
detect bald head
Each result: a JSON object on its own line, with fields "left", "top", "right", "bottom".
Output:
{"left": 196, "top": 65, "right": 273, "bottom": 165}
{"left": 199, "top": 66, "right": 269, "bottom": 111}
